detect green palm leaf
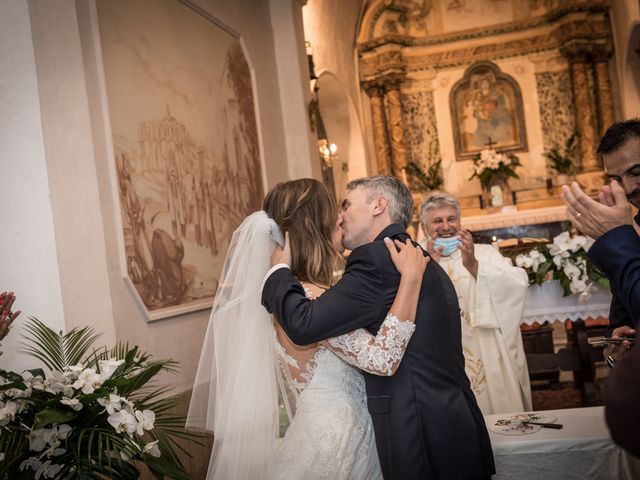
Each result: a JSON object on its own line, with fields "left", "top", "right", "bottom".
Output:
{"left": 19, "top": 317, "right": 100, "bottom": 371}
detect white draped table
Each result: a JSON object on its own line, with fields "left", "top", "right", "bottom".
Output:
{"left": 486, "top": 407, "right": 640, "bottom": 479}
{"left": 519, "top": 281, "right": 613, "bottom": 406}
{"left": 521, "top": 281, "right": 612, "bottom": 325}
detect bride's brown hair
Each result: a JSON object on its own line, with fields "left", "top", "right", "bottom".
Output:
{"left": 263, "top": 178, "right": 344, "bottom": 288}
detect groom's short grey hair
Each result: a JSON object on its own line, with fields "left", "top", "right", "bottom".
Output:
{"left": 346, "top": 175, "right": 414, "bottom": 229}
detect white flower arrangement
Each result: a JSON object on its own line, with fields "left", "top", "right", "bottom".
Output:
{"left": 513, "top": 231, "right": 608, "bottom": 298}
{"left": 0, "top": 318, "right": 199, "bottom": 479}
{"left": 469, "top": 148, "right": 521, "bottom": 189}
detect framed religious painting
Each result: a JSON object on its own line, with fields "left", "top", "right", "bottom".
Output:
{"left": 450, "top": 61, "right": 528, "bottom": 160}
{"left": 95, "top": 0, "right": 264, "bottom": 320}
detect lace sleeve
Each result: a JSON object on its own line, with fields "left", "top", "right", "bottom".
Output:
{"left": 325, "top": 313, "right": 416, "bottom": 376}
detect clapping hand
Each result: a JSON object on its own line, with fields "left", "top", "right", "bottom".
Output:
{"left": 562, "top": 181, "right": 633, "bottom": 239}
{"left": 457, "top": 229, "right": 478, "bottom": 278}
{"left": 384, "top": 237, "right": 430, "bottom": 280}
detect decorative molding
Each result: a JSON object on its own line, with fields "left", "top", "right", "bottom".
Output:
{"left": 461, "top": 205, "right": 568, "bottom": 232}
{"left": 359, "top": 8, "right": 611, "bottom": 77}
{"left": 359, "top": 2, "right": 609, "bottom": 49}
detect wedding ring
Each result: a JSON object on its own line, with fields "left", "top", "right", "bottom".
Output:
{"left": 576, "top": 213, "right": 582, "bottom": 218}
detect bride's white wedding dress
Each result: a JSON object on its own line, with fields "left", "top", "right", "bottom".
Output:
{"left": 270, "top": 285, "right": 415, "bottom": 480}
{"left": 271, "top": 347, "right": 380, "bottom": 479}
{"left": 188, "top": 212, "right": 416, "bottom": 480}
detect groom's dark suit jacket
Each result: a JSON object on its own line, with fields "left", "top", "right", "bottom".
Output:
{"left": 262, "top": 224, "right": 494, "bottom": 479}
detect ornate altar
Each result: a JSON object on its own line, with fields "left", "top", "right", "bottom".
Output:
{"left": 357, "top": 1, "right": 615, "bottom": 198}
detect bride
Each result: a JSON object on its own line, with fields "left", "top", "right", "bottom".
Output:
{"left": 189, "top": 179, "right": 428, "bottom": 479}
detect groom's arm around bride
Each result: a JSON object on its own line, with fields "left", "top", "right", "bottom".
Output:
{"left": 262, "top": 176, "right": 494, "bottom": 480}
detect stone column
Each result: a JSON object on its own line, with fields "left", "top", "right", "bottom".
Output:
{"left": 385, "top": 77, "right": 409, "bottom": 180}
{"left": 364, "top": 83, "right": 392, "bottom": 175}
{"left": 593, "top": 50, "right": 615, "bottom": 135}
{"left": 564, "top": 49, "right": 600, "bottom": 172}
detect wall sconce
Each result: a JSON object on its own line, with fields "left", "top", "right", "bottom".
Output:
{"left": 318, "top": 139, "right": 337, "bottom": 167}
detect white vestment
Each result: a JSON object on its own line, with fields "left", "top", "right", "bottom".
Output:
{"left": 437, "top": 244, "right": 532, "bottom": 414}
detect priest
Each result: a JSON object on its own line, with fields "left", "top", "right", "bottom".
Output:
{"left": 420, "top": 193, "right": 532, "bottom": 414}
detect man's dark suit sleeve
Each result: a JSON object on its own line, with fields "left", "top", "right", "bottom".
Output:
{"left": 261, "top": 246, "right": 389, "bottom": 345}
{"left": 606, "top": 294, "right": 634, "bottom": 336}
{"left": 605, "top": 329, "right": 640, "bottom": 458}
{"left": 589, "top": 225, "right": 640, "bottom": 325}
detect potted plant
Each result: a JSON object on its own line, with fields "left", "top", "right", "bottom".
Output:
{"left": 469, "top": 148, "right": 521, "bottom": 207}
{"left": 406, "top": 141, "right": 445, "bottom": 193}
{"left": 0, "top": 318, "right": 202, "bottom": 479}
{"left": 544, "top": 133, "right": 579, "bottom": 186}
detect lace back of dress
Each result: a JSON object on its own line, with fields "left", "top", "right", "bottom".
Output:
{"left": 272, "top": 322, "right": 320, "bottom": 419}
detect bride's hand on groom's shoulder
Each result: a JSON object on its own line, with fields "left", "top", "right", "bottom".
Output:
{"left": 384, "top": 237, "right": 429, "bottom": 280}
{"left": 270, "top": 231, "right": 292, "bottom": 267}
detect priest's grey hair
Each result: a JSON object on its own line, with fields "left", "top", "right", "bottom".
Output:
{"left": 346, "top": 175, "right": 413, "bottom": 229}
{"left": 419, "top": 192, "right": 461, "bottom": 226}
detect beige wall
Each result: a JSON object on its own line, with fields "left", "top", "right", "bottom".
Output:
{"left": 303, "top": 0, "right": 372, "bottom": 194}
{"left": 2, "top": 0, "right": 311, "bottom": 394}
{"left": 610, "top": 0, "right": 640, "bottom": 119}
{"left": 0, "top": 0, "right": 67, "bottom": 372}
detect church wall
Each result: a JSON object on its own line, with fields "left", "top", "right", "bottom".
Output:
{"left": 3, "top": 0, "right": 306, "bottom": 395}
{"left": 303, "top": 0, "right": 373, "bottom": 192}
{"left": 0, "top": 0, "right": 67, "bottom": 373}
{"left": 610, "top": 0, "right": 640, "bottom": 118}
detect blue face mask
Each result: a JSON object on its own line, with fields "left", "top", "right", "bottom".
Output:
{"left": 433, "top": 237, "right": 460, "bottom": 256}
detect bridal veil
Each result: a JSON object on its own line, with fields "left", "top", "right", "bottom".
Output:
{"left": 188, "top": 211, "right": 286, "bottom": 479}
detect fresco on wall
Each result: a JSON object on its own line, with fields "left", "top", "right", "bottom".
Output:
{"left": 97, "top": 0, "right": 263, "bottom": 320}
{"left": 450, "top": 61, "right": 528, "bottom": 159}
{"left": 442, "top": 0, "right": 514, "bottom": 33}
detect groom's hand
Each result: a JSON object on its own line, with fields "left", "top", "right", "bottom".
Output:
{"left": 270, "top": 232, "right": 292, "bottom": 267}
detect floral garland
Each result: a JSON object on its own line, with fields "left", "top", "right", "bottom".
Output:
{"left": 512, "top": 231, "right": 609, "bottom": 298}
{"left": 469, "top": 148, "right": 521, "bottom": 189}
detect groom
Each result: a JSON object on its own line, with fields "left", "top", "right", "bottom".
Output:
{"left": 262, "top": 175, "right": 494, "bottom": 479}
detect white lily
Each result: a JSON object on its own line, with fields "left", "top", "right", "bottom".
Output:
{"left": 570, "top": 277, "right": 588, "bottom": 294}
{"left": 98, "top": 359, "right": 125, "bottom": 382}
{"left": 0, "top": 400, "right": 18, "bottom": 426}
{"left": 135, "top": 409, "right": 156, "bottom": 435}
{"left": 28, "top": 428, "right": 52, "bottom": 452}
{"left": 73, "top": 368, "right": 102, "bottom": 394}
{"left": 60, "top": 397, "right": 83, "bottom": 411}
{"left": 144, "top": 440, "right": 161, "bottom": 458}
{"left": 563, "top": 262, "right": 581, "bottom": 279}
{"left": 34, "top": 460, "right": 63, "bottom": 479}
{"left": 107, "top": 410, "right": 137, "bottom": 435}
